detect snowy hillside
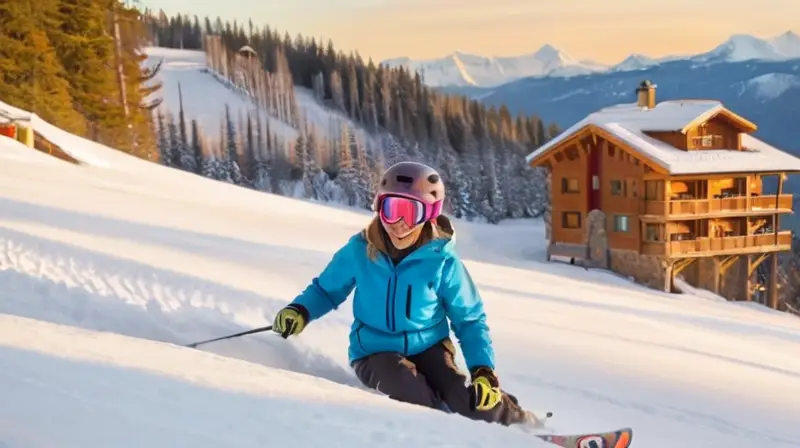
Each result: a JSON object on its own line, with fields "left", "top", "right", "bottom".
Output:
{"left": 2, "top": 101, "right": 800, "bottom": 447}
{"left": 390, "top": 31, "right": 800, "bottom": 87}
{"left": 144, "top": 46, "right": 372, "bottom": 146}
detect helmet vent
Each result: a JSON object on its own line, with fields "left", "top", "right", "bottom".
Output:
{"left": 396, "top": 175, "right": 413, "bottom": 183}
{"left": 427, "top": 174, "right": 439, "bottom": 183}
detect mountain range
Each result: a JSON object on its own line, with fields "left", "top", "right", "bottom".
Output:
{"left": 382, "top": 31, "right": 800, "bottom": 87}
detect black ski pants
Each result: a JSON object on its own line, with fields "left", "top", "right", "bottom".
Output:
{"left": 352, "top": 337, "right": 528, "bottom": 426}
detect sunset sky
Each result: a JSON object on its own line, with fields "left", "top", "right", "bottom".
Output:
{"left": 140, "top": 0, "right": 799, "bottom": 64}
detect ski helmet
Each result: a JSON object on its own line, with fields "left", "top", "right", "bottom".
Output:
{"left": 373, "top": 161, "right": 445, "bottom": 209}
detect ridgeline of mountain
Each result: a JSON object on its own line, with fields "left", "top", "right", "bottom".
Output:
{"left": 387, "top": 31, "right": 800, "bottom": 87}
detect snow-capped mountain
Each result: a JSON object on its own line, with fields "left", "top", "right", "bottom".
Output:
{"left": 381, "top": 44, "right": 607, "bottom": 87}
{"left": 770, "top": 31, "right": 800, "bottom": 59}
{"left": 610, "top": 54, "right": 660, "bottom": 72}
{"left": 387, "top": 31, "right": 800, "bottom": 87}
{"left": 693, "top": 32, "right": 800, "bottom": 63}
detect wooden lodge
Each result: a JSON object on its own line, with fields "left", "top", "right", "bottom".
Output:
{"left": 1, "top": 105, "right": 79, "bottom": 164}
{"left": 526, "top": 80, "right": 800, "bottom": 308}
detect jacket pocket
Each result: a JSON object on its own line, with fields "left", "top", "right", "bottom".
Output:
{"left": 405, "top": 285, "right": 412, "bottom": 320}
{"left": 355, "top": 321, "right": 366, "bottom": 352}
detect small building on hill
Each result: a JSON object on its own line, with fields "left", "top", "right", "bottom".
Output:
{"left": 526, "top": 80, "right": 800, "bottom": 309}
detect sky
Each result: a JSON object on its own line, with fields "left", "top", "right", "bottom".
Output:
{"left": 138, "top": 0, "right": 799, "bottom": 64}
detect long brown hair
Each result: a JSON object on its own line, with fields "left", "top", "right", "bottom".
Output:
{"left": 363, "top": 215, "right": 454, "bottom": 261}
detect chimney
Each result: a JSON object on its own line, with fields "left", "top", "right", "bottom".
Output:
{"left": 636, "top": 80, "right": 656, "bottom": 109}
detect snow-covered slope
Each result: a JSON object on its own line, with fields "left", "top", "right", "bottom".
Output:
{"left": 144, "top": 46, "right": 370, "bottom": 146}
{"left": 382, "top": 45, "right": 607, "bottom": 87}
{"left": 2, "top": 104, "right": 800, "bottom": 447}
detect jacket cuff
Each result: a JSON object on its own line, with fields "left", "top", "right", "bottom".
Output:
{"left": 286, "top": 304, "right": 310, "bottom": 323}
{"left": 470, "top": 366, "right": 499, "bottom": 387}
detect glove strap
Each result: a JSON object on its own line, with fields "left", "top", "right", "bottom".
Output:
{"left": 470, "top": 366, "right": 499, "bottom": 388}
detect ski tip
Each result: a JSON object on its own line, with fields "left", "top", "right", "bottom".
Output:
{"left": 613, "top": 428, "right": 633, "bottom": 448}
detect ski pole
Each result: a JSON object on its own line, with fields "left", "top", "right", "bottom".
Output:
{"left": 184, "top": 325, "right": 273, "bottom": 348}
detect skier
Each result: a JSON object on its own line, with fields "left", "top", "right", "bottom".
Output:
{"left": 271, "top": 161, "right": 530, "bottom": 426}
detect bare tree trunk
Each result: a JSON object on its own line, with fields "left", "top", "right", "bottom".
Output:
{"left": 112, "top": 1, "right": 129, "bottom": 119}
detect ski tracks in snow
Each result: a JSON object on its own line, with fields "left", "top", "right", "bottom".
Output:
{"left": 0, "top": 222, "right": 360, "bottom": 389}
{"left": 517, "top": 373, "right": 800, "bottom": 447}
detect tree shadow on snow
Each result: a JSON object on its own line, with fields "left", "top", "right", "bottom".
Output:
{"left": 0, "top": 196, "right": 342, "bottom": 277}
{"left": 0, "top": 224, "right": 360, "bottom": 389}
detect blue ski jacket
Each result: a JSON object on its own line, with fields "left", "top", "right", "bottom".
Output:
{"left": 289, "top": 218, "right": 495, "bottom": 371}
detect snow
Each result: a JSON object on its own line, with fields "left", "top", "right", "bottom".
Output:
{"left": 382, "top": 45, "right": 607, "bottom": 88}
{"left": 526, "top": 99, "right": 800, "bottom": 175}
{"left": 769, "top": 31, "right": 800, "bottom": 59}
{"left": 610, "top": 54, "right": 659, "bottom": 72}
{"left": 143, "top": 46, "right": 371, "bottom": 146}
{"left": 696, "top": 31, "right": 800, "bottom": 63}
{"left": 2, "top": 100, "right": 800, "bottom": 448}
{"left": 745, "top": 73, "right": 800, "bottom": 100}
{"left": 392, "top": 31, "right": 800, "bottom": 88}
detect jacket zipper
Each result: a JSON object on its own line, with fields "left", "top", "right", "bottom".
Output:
{"left": 385, "top": 270, "right": 399, "bottom": 332}
{"left": 384, "top": 277, "right": 392, "bottom": 331}
{"left": 405, "top": 285, "right": 412, "bottom": 320}
{"left": 390, "top": 271, "right": 398, "bottom": 331}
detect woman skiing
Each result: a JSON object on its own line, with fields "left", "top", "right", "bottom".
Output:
{"left": 271, "top": 161, "right": 529, "bottom": 426}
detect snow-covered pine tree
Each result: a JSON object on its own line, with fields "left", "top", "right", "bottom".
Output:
{"left": 190, "top": 119, "right": 203, "bottom": 174}
{"left": 251, "top": 110, "right": 272, "bottom": 192}
{"left": 329, "top": 70, "right": 345, "bottom": 114}
{"left": 223, "top": 104, "right": 245, "bottom": 185}
{"left": 156, "top": 109, "right": 171, "bottom": 166}
{"left": 166, "top": 113, "right": 184, "bottom": 168}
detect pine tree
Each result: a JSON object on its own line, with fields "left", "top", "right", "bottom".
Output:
{"left": 141, "top": 10, "right": 560, "bottom": 223}
{"left": 0, "top": 0, "right": 84, "bottom": 133}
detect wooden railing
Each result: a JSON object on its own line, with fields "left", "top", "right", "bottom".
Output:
{"left": 643, "top": 194, "right": 793, "bottom": 216}
{"left": 646, "top": 231, "right": 793, "bottom": 256}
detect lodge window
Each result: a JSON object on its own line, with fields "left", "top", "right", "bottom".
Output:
{"left": 561, "top": 178, "right": 579, "bottom": 193}
{"left": 611, "top": 180, "right": 625, "bottom": 196}
{"left": 692, "top": 135, "right": 723, "bottom": 148}
{"left": 645, "top": 224, "right": 663, "bottom": 241}
{"left": 614, "top": 215, "right": 630, "bottom": 232}
{"left": 562, "top": 212, "right": 581, "bottom": 229}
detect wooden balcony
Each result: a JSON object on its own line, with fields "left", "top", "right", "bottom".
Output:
{"left": 643, "top": 194, "right": 793, "bottom": 218}
{"left": 642, "top": 231, "right": 793, "bottom": 257}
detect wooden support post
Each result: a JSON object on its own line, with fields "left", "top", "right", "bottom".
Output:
{"left": 768, "top": 252, "right": 779, "bottom": 309}
{"left": 744, "top": 253, "right": 770, "bottom": 302}
{"left": 775, "top": 173, "right": 784, "bottom": 245}
{"left": 744, "top": 255, "right": 753, "bottom": 301}
{"left": 746, "top": 175, "right": 751, "bottom": 211}
{"left": 711, "top": 257, "right": 722, "bottom": 295}
{"left": 664, "top": 260, "right": 674, "bottom": 293}
{"left": 718, "top": 255, "right": 740, "bottom": 300}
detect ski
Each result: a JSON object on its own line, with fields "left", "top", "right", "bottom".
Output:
{"left": 535, "top": 427, "right": 633, "bottom": 448}
{"left": 514, "top": 411, "right": 632, "bottom": 447}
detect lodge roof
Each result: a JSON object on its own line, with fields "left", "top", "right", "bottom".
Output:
{"left": 526, "top": 99, "right": 800, "bottom": 175}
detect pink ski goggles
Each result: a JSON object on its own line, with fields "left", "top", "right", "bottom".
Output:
{"left": 378, "top": 194, "right": 443, "bottom": 227}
